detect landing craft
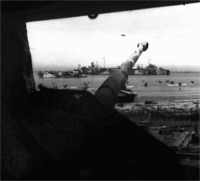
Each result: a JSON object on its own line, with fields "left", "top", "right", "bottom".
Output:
{"left": 167, "top": 83, "right": 187, "bottom": 86}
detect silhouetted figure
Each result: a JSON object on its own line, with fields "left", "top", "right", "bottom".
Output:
{"left": 63, "top": 84, "right": 68, "bottom": 88}
{"left": 144, "top": 82, "right": 148, "bottom": 87}
{"left": 178, "top": 82, "right": 182, "bottom": 90}
{"left": 52, "top": 82, "right": 57, "bottom": 89}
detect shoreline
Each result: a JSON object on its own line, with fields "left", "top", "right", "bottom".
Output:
{"left": 116, "top": 94, "right": 200, "bottom": 115}
{"left": 134, "top": 94, "right": 200, "bottom": 105}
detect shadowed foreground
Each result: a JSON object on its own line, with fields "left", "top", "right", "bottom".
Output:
{"left": 2, "top": 88, "right": 183, "bottom": 179}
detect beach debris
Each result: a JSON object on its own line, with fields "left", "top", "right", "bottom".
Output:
{"left": 159, "top": 127, "right": 174, "bottom": 135}
{"left": 145, "top": 101, "right": 158, "bottom": 105}
{"left": 170, "top": 81, "right": 175, "bottom": 84}
{"left": 138, "top": 112, "right": 151, "bottom": 129}
{"left": 191, "top": 80, "right": 194, "bottom": 84}
{"left": 158, "top": 126, "right": 185, "bottom": 135}
{"left": 171, "top": 131, "right": 191, "bottom": 149}
{"left": 156, "top": 80, "right": 162, "bottom": 83}
{"left": 83, "top": 82, "right": 90, "bottom": 90}
{"left": 116, "top": 100, "right": 199, "bottom": 119}
{"left": 182, "top": 134, "right": 192, "bottom": 149}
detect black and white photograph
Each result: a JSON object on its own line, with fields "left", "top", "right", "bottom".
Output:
{"left": 1, "top": 1, "right": 200, "bottom": 180}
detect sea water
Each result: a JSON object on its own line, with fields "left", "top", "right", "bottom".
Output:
{"left": 34, "top": 72, "right": 200, "bottom": 100}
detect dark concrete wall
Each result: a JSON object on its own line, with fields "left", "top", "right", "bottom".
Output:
{"left": 2, "top": 12, "right": 36, "bottom": 98}
{"left": 1, "top": 12, "right": 37, "bottom": 179}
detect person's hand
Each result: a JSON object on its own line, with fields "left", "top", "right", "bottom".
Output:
{"left": 137, "top": 42, "right": 149, "bottom": 51}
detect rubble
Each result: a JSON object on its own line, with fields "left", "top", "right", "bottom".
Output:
{"left": 116, "top": 100, "right": 199, "bottom": 119}
{"left": 116, "top": 100, "right": 200, "bottom": 170}
{"left": 171, "top": 131, "right": 190, "bottom": 149}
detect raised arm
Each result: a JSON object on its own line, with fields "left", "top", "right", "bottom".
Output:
{"left": 95, "top": 42, "right": 148, "bottom": 108}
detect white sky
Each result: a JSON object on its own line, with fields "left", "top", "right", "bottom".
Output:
{"left": 27, "top": 3, "right": 200, "bottom": 71}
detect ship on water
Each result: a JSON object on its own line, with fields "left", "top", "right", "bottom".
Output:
{"left": 129, "top": 63, "right": 170, "bottom": 75}
{"left": 36, "top": 69, "right": 87, "bottom": 78}
{"left": 80, "top": 61, "right": 170, "bottom": 75}
{"left": 109, "top": 62, "right": 170, "bottom": 75}
{"left": 80, "top": 62, "right": 109, "bottom": 75}
{"left": 36, "top": 59, "right": 170, "bottom": 78}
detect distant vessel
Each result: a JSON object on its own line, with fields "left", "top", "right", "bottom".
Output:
{"left": 109, "top": 63, "right": 170, "bottom": 75}
{"left": 80, "top": 62, "right": 109, "bottom": 75}
{"left": 37, "top": 70, "right": 87, "bottom": 78}
{"left": 130, "top": 63, "right": 170, "bottom": 75}
{"left": 36, "top": 59, "right": 170, "bottom": 78}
